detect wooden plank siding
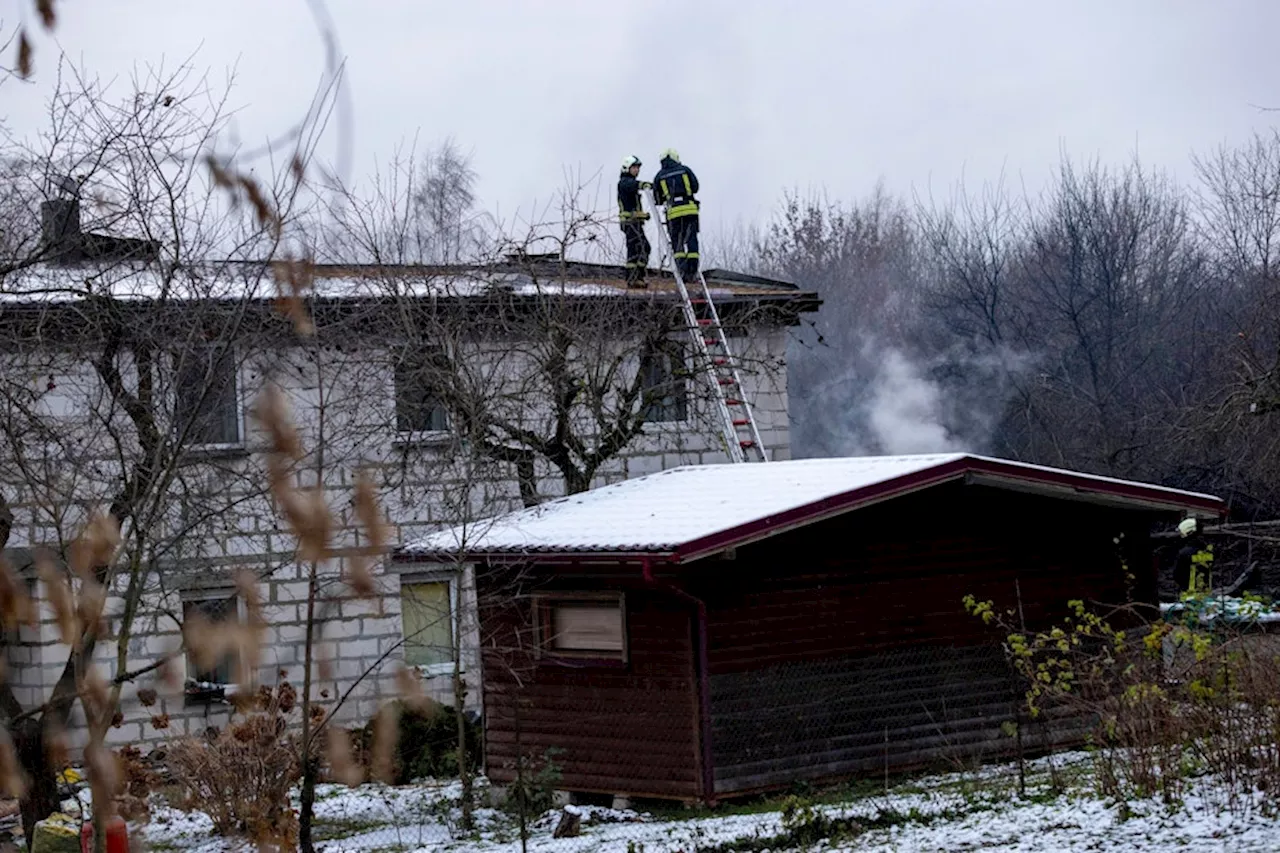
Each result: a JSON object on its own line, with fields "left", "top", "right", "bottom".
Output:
{"left": 474, "top": 481, "right": 1164, "bottom": 802}
{"left": 477, "top": 573, "right": 702, "bottom": 800}
{"left": 692, "top": 483, "right": 1158, "bottom": 796}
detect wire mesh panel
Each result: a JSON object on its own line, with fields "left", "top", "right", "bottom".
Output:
{"left": 709, "top": 644, "right": 1022, "bottom": 795}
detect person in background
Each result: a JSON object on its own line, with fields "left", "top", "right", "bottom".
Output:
{"left": 1174, "top": 517, "right": 1213, "bottom": 596}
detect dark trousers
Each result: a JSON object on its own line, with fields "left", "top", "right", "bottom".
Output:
{"left": 668, "top": 214, "right": 700, "bottom": 278}
{"left": 622, "top": 221, "right": 650, "bottom": 283}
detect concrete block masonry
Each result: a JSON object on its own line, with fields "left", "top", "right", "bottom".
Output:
{"left": 0, "top": 325, "right": 796, "bottom": 750}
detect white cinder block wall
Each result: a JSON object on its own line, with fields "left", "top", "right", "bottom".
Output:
{"left": 0, "top": 322, "right": 795, "bottom": 747}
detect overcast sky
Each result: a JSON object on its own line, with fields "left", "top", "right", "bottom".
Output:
{"left": 4, "top": 0, "right": 1280, "bottom": 238}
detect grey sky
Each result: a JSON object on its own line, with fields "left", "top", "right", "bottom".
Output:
{"left": 5, "top": 0, "right": 1280, "bottom": 237}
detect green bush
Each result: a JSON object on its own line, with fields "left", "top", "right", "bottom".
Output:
{"left": 502, "top": 746, "right": 563, "bottom": 819}
{"left": 357, "top": 700, "right": 482, "bottom": 784}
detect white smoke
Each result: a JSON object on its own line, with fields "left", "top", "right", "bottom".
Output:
{"left": 788, "top": 331, "right": 1035, "bottom": 459}
{"left": 864, "top": 348, "right": 965, "bottom": 454}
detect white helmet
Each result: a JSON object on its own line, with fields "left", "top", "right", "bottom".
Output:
{"left": 621, "top": 155, "right": 641, "bottom": 171}
{"left": 1178, "top": 518, "right": 1198, "bottom": 537}
{"left": 660, "top": 148, "right": 680, "bottom": 163}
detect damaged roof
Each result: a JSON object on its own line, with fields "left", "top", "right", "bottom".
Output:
{"left": 397, "top": 453, "right": 1225, "bottom": 565}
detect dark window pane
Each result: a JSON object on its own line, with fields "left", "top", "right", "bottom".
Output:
{"left": 640, "top": 342, "right": 688, "bottom": 423}
{"left": 176, "top": 348, "right": 240, "bottom": 446}
{"left": 183, "top": 596, "right": 238, "bottom": 685}
{"left": 395, "top": 356, "right": 450, "bottom": 433}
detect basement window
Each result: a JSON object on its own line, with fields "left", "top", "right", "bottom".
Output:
{"left": 535, "top": 593, "right": 627, "bottom": 662}
{"left": 181, "top": 592, "right": 244, "bottom": 704}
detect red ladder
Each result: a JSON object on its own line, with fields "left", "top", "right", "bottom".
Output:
{"left": 647, "top": 189, "right": 768, "bottom": 463}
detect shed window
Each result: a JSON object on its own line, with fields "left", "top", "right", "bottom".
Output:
{"left": 402, "top": 580, "right": 455, "bottom": 673}
{"left": 536, "top": 594, "right": 627, "bottom": 661}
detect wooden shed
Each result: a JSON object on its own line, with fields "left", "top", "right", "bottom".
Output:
{"left": 398, "top": 453, "right": 1224, "bottom": 803}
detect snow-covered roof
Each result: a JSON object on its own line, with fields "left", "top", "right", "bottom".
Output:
{"left": 398, "top": 453, "right": 1224, "bottom": 564}
{"left": 0, "top": 261, "right": 808, "bottom": 304}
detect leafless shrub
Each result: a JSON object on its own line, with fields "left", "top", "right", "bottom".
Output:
{"left": 115, "top": 745, "right": 157, "bottom": 821}
{"left": 166, "top": 683, "right": 301, "bottom": 849}
{"left": 971, "top": 593, "right": 1280, "bottom": 811}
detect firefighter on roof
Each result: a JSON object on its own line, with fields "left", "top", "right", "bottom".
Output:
{"left": 652, "top": 148, "right": 701, "bottom": 278}
{"left": 617, "top": 155, "right": 651, "bottom": 288}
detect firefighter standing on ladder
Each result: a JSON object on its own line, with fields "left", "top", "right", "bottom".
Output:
{"left": 617, "top": 155, "right": 651, "bottom": 288}
{"left": 652, "top": 148, "right": 701, "bottom": 278}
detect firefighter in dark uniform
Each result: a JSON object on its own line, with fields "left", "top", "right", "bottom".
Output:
{"left": 617, "top": 155, "right": 651, "bottom": 288}
{"left": 652, "top": 148, "right": 700, "bottom": 279}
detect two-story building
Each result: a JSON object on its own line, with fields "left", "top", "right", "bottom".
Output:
{"left": 0, "top": 197, "right": 820, "bottom": 746}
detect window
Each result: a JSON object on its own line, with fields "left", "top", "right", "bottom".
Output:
{"left": 175, "top": 346, "right": 241, "bottom": 446}
{"left": 182, "top": 593, "right": 242, "bottom": 697}
{"left": 535, "top": 593, "right": 627, "bottom": 662}
{"left": 394, "top": 353, "right": 450, "bottom": 434}
{"left": 401, "top": 580, "right": 455, "bottom": 673}
{"left": 640, "top": 341, "right": 687, "bottom": 423}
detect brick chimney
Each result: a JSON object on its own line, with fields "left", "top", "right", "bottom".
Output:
{"left": 40, "top": 197, "right": 83, "bottom": 262}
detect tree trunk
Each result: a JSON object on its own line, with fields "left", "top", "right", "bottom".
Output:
{"left": 13, "top": 717, "right": 58, "bottom": 852}
{"left": 298, "top": 755, "right": 319, "bottom": 853}
{"left": 297, "top": 559, "right": 320, "bottom": 853}
{"left": 453, "top": 663, "right": 473, "bottom": 830}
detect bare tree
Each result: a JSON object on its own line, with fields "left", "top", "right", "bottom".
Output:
{"left": 1186, "top": 130, "right": 1280, "bottom": 514}
{"left": 753, "top": 186, "right": 934, "bottom": 456}
{"left": 323, "top": 169, "right": 792, "bottom": 505}
{"left": 0, "top": 59, "right": 331, "bottom": 845}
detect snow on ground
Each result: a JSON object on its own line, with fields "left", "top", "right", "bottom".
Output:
{"left": 136, "top": 752, "right": 1280, "bottom": 852}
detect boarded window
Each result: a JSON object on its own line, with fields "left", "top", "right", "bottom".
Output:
{"left": 640, "top": 341, "right": 687, "bottom": 423}
{"left": 537, "top": 594, "right": 627, "bottom": 661}
{"left": 394, "top": 353, "right": 450, "bottom": 433}
{"left": 182, "top": 594, "right": 240, "bottom": 686}
{"left": 175, "top": 346, "right": 241, "bottom": 446}
{"left": 402, "top": 581, "right": 454, "bottom": 670}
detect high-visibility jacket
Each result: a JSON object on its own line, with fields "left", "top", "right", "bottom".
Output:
{"left": 617, "top": 174, "right": 650, "bottom": 223}
{"left": 652, "top": 158, "right": 699, "bottom": 219}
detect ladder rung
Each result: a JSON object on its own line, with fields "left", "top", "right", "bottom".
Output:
{"left": 718, "top": 377, "right": 736, "bottom": 385}
{"left": 689, "top": 298, "right": 707, "bottom": 305}
{"left": 740, "top": 440, "right": 756, "bottom": 448}
{"left": 697, "top": 319, "right": 716, "bottom": 327}
{"left": 703, "top": 338, "right": 721, "bottom": 347}
{"left": 725, "top": 398, "right": 743, "bottom": 405}
{"left": 733, "top": 418, "right": 751, "bottom": 426}
{"left": 712, "top": 358, "right": 729, "bottom": 366}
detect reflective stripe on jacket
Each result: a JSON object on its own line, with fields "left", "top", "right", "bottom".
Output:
{"left": 653, "top": 159, "right": 700, "bottom": 218}
{"left": 617, "top": 173, "right": 650, "bottom": 222}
